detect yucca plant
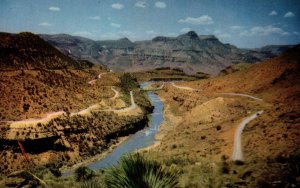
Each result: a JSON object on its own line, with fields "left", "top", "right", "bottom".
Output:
{"left": 105, "top": 153, "right": 178, "bottom": 188}
{"left": 81, "top": 180, "right": 104, "bottom": 188}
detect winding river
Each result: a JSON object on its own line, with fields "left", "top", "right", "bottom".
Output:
{"left": 88, "top": 91, "right": 163, "bottom": 169}
{"left": 65, "top": 82, "right": 163, "bottom": 172}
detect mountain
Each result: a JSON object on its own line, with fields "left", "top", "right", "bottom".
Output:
{"left": 0, "top": 32, "right": 89, "bottom": 70}
{"left": 0, "top": 32, "right": 106, "bottom": 121}
{"left": 40, "top": 31, "right": 282, "bottom": 75}
{"left": 258, "top": 44, "right": 295, "bottom": 55}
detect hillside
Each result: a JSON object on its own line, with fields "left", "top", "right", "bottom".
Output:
{"left": 0, "top": 32, "right": 152, "bottom": 177}
{"left": 0, "top": 32, "right": 88, "bottom": 70}
{"left": 40, "top": 31, "right": 279, "bottom": 75}
{"left": 145, "top": 46, "right": 300, "bottom": 187}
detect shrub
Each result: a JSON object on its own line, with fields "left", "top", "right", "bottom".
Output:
{"left": 118, "top": 73, "right": 138, "bottom": 93}
{"left": 105, "top": 153, "right": 178, "bottom": 188}
{"left": 81, "top": 180, "right": 104, "bottom": 188}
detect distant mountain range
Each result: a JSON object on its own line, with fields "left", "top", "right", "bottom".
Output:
{"left": 40, "top": 31, "right": 295, "bottom": 75}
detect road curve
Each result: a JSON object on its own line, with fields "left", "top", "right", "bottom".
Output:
{"left": 98, "top": 72, "right": 107, "bottom": 79}
{"left": 171, "top": 82, "right": 198, "bottom": 91}
{"left": 221, "top": 92, "right": 262, "bottom": 101}
{"left": 104, "top": 91, "right": 137, "bottom": 113}
{"left": 9, "top": 111, "right": 66, "bottom": 128}
{"left": 232, "top": 110, "right": 264, "bottom": 161}
{"left": 70, "top": 104, "right": 100, "bottom": 117}
{"left": 110, "top": 87, "right": 120, "bottom": 100}
{"left": 88, "top": 72, "right": 107, "bottom": 85}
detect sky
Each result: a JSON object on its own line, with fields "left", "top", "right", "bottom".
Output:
{"left": 0, "top": 0, "right": 299, "bottom": 48}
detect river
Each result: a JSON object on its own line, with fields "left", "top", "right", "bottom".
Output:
{"left": 64, "top": 82, "right": 163, "bottom": 172}
{"left": 88, "top": 93, "right": 163, "bottom": 170}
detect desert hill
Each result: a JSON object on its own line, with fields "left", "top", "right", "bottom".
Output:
{"left": 147, "top": 45, "right": 300, "bottom": 187}
{"left": 0, "top": 32, "right": 152, "bottom": 176}
{"left": 40, "top": 31, "right": 286, "bottom": 75}
{"left": 0, "top": 32, "right": 90, "bottom": 70}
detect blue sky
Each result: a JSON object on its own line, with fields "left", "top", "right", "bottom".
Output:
{"left": 0, "top": 0, "right": 299, "bottom": 48}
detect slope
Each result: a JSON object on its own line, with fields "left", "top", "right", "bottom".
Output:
{"left": 147, "top": 45, "right": 300, "bottom": 187}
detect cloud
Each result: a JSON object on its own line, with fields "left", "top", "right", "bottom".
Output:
{"left": 73, "top": 31, "right": 95, "bottom": 38}
{"left": 178, "top": 15, "right": 214, "bottom": 25}
{"left": 269, "top": 10, "right": 277, "bottom": 16}
{"left": 240, "top": 25, "right": 290, "bottom": 36}
{"left": 135, "top": 1, "right": 146, "bottom": 8}
{"left": 284, "top": 11, "right": 295, "bottom": 18}
{"left": 88, "top": 16, "right": 100, "bottom": 20}
{"left": 101, "top": 31, "right": 134, "bottom": 40}
{"left": 39, "top": 22, "right": 51, "bottom": 26}
{"left": 166, "top": 33, "right": 177, "bottom": 37}
{"left": 155, "top": 1, "right": 166, "bottom": 9}
{"left": 213, "top": 30, "right": 221, "bottom": 34}
{"left": 180, "top": 28, "right": 191, "bottom": 33}
{"left": 48, "top": 6, "right": 60, "bottom": 12}
{"left": 110, "top": 23, "right": 121, "bottom": 28}
{"left": 146, "top": 30, "right": 156, "bottom": 35}
{"left": 112, "top": 3, "right": 124, "bottom": 10}
{"left": 230, "top": 25, "right": 244, "bottom": 30}
{"left": 217, "top": 33, "right": 231, "bottom": 39}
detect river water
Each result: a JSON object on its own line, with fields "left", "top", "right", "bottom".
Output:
{"left": 82, "top": 82, "right": 163, "bottom": 170}
{"left": 63, "top": 83, "right": 163, "bottom": 175}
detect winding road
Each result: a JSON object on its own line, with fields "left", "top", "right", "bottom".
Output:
{"left": 232, "top": 111, "right": 264, "bottom": 161}
{"left": 1, "top": 72, "right": 136, "bottom": 127}
{"left": 104, "top": 91, "right": 138, "bottom": 113}
{"left": 9, "top": 111, "right": 66, "bottom": 128}
{"left": 70, "top": 104, "right": 100, "bottom": 117}
{"left": 168, "top": 82, "right": 265, "bottom": 162}
{"left": 88, "top": 72, "right": 107, "bottom": 85}
{"left": 220, "top": 92, "right": 263, "bottom": 101}
{"left": 4, "top": 89, "right": 137, "bottom": 128}
{"left": 110, "top": 87, "right": 120, "bottom": 100}
{"left": 171, "top": 82, "right": 198, "bottom": 91}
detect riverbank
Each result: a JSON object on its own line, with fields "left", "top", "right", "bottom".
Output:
{"left": 60, "top": 88, "right": 164, "bottom": 175}
{"left": 60, "top": 135, "right": 129, "bottom": 175}
{"left": 139, "top": 97, "right": 180, "bottom": 152}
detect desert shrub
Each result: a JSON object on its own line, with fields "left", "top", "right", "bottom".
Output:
{"left": 105, "top": 153, "right": 178, "bottom": 188}
{"left": 23, "top": 103, "right": 30, "bottom": 112}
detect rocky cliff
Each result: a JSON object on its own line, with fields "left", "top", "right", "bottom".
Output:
{"left": 40, "top": 31, "right": 285, "bottom": 75}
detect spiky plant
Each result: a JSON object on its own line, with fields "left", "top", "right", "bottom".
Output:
{"left": 105, "top": 153, "right": 178, "bottom": 188}
{"left": 81, "top": 180, "right": 104, "bottom": 188}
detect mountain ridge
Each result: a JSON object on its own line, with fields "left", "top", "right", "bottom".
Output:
{"left": 40, "top": 31, "right": 296, "bottom": 75}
